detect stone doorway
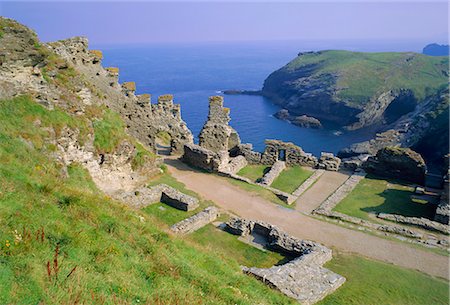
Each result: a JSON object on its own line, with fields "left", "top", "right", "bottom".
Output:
{"left": 278, "top": 149, "right": 286, "bottom": 161}
{"left": 156, "top": 131, "right": 172, "bottom": 156}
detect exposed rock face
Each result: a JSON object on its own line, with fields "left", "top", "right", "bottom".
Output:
{"left": 119, "top": 184, "right": 199, "bottom": 211}
{"left": 318, "top": 153, "right": 341, "bottom": 171}
{"left": 274, "top": 109, "right": 322, "bottom": 129}
{"left": 339, "top": 89, "right": 449, "bottom": 168}
{"left": 170, "top": 207, "right": 219, "bottom": 234}
{"left": 225, "top": 218, "right": 346, "bottom": 305}
{"left": 262, "top": 50, "right": 447, "bottom": 130}
{"left": 199, "top": 96, "right": 240, "bottom": 153}
{"left": 260, "top": 139, "right": 318, "bottom": 167}
{"left": 435, "top": 165, "right": 449, "bottom": 225}
{"left": 47, "top": 36, "right": 193, "bottom": 154}
{"left": 363, "top": 147, "right": 426, "bottom": 185}
{"left": 260, "top": 160, "right": 286, "bottom": 186}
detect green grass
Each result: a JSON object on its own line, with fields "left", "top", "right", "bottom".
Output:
{"left": 285, "top": 50, "right": 448, "bottom": 105}
{"left": 334, "top": 176, "right": 436, "bottom": 221}
{"left": 270, "top": 166, "right": 313, "bottom": 193}
{"left": 155, "top": 131, "right": 171, "bottom": 146}
{"left": 0, "top": 97, "right": 295, "bottom": 304}
{"left": 320, "top": 252, "right": 449, "bottom": 305}
{"left": 237, "top": 164, "right": 270, "bottom": 182}
{"left": 93, "top": 108, "right": 128, "bottom": 153}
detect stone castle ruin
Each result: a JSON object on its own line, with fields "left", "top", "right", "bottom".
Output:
{"left": 47, "top": 37, "right": 193, "bottom": 155}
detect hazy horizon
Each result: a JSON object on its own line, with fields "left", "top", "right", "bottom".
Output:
{"left": 1, "top": 1, "right": 448, "bottom": 49}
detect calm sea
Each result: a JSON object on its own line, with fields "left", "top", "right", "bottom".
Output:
{"left": 98, "top": 40, "right": 422, "bottom": 155}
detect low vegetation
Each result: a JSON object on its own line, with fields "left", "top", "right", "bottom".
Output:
{"left": 320, "top": 252, "right": 449, "bottom": 305}
{"left": 333, "top": 176, "right": 436, "bottom": 221}
{"left": 285, "top": 50, "right": 449, "bottom": 104}
{"left": 271, "top": 166, "right": 313, "bottom": 193}
{"left": 237, "top": 164, "right": 270, "bottom": 182}
{"left": 0, "top": 97, "right": 295, "bottom": 304}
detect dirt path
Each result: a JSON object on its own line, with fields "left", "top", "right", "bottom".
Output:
{"left": 295, "top": 170, "right": 350, "bottom": 213}
{"left": 166, "top": 159, "right": 449, "bottom": 280}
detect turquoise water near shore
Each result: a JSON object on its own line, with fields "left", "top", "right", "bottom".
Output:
{"left": 98, "top": 41, "right": 412, "bottom": 155}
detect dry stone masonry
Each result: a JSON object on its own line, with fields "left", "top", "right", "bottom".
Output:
{"left": 170, "top": 206, "right": 219, "bottom": 234}
{"left": 47, "top": 36, "right": 194, "bottom": 155}
{"left": 119, "top": 184, "right": 199, "bottom": 211}
{"left": 293, "top": 169, "right": 325, "bottom": 197}
{"left": 260, "top": 140, "right": 319, "bottom": 167}
{"left": 318, "top": 153, "right": 341, "bottom": 171}
{"left": 225, "top": 218, "right": 346, "bottom": 305}
{"left": 199, "top": 96, "right": 241, "bottom": 153}
{"left": 260, "top": 160, "right": 286, "bottom": 186}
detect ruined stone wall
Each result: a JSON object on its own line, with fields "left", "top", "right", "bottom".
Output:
{"left": 199, "top": 96, "right": 240, "bottom": 153}
{"left": 182, "top": 143, "right": 229, "bottom": 172}
{"left": 47, "top": 37, "right": 193, "bottom": 155}
{"left": 260, "top": 140, "right": 318, "bottom": 167}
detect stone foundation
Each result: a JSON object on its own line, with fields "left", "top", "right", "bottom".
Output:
{"left": 318, "top": 152, "right": 341, "bottom": 171}
{"left": 170, "top": 206, "right": 219, "bottom": 234}
{"left": 260, "top": 160, "right": 286, "bottom": 186}
{"left": 119, "top": 184, "right": 199, "bottom": 211}
{"left": 260, "top": 140, "right": 318, "bottom": 167}
{"left": 182, "top": 143, "right": 229, "bottom": 172}
{"left": 225, "top": 218, "right": 346, "bottom": 305}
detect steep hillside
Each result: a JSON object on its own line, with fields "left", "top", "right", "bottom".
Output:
{"left": 0, "top": 18, "right": 295, "bottom": 304}
{"left": 262, "top": 50, "right": 448, "bottom": 129}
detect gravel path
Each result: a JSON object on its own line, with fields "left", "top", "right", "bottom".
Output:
{"left": 166, "top": 159, "right": 449, "bottom": 280}
{"left": 295, "top": 170, "right": 350, "bottom": 213}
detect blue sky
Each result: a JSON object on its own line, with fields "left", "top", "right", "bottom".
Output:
{"left": 1, "top": 1, "right": 448, "bottom": 44}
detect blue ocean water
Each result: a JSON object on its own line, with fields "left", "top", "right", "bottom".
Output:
{"left": 98, "top": 40, "right": 412, "bottom": 155}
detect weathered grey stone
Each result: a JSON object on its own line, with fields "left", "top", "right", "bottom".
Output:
{"left": 314, "top": 171, "right": 366, "bottom": 214}
{"left": 47, "top": 37, "right": 194, "bottom": 155}
{"left": 363, "top": 147, "right": 427, "bottom": 185}
{"left": 230, "top": 218, "right": 345, "bottom": 305}
{"left": 182, "top": 143, "right": 229, "bottom": 172}
{"left": 225, "top": 217, "right": 254, "bottom": 236}
{"left": 229, "top": 143, "right": 262, "bottom": 164}
{"left": 293, "top": 169, "right": 324, "bottom": 197}
{"left": 435, "top": 168, "right": 449, "bottom": 225}
{"left": 260, "top": 160, "right": 286, "bottom": 186}
{"left": 170, "top": 206, "right": 219, "bottom": 234}
{"left": 221, "top": 155, "right": 248, "bottom": 174}
{"left": 119, "top": 184, "right": 199, "bottom": 211}
{"left": 318, "top": 152, "right": 341, "bottom": 171}
{"left": 198, "top": 96, "right": 240, "bottom": 153}
{"left": 260, "top": 139, "right": 318, "bottom": 167}
{"left": 377, "top": 213, "right": 450, "bottom": 235}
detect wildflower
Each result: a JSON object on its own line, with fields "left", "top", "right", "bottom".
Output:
{"left": 5, "top": 240, "right": 10, "bottom": 247}
{"left": 13, "top": 230, "right": 22, "bottom": 245}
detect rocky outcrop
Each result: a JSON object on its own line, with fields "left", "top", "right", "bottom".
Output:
{"left": 170, "top": 207, "right": 219, "bottom": 234}
{"left": 339, "top": 89, "right": 449, "bottom": 168}
{"left": 363, "top": 147, "right": 426, "bottom": 185}
{"left": 262, "top": 50, "right": 447, "bottom": 130}
{"left": 47, "top": 36, "right": 194, "bottom": 155}
{"left": 225, "top": 218, "right": 346, "bottom": 305}
{"left": 274, "top": 109, "right": 322, "bottom": 129}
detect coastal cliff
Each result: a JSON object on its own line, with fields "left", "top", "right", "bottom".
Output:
{"left": 261, "top": 50, "right": 449, "bottom": 166}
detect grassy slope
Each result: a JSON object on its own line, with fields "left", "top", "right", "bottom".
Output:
{"left": 0, "top": 96, "right": 294, "bottom": 304}
{"left": 333, "top": 176, "right": 436, "bottom": 221}
{"left": 271, "top": 166, "right": 313, "bottom": 194}
{"left": 285, "top": 50, "right": 449, "bottom": 105}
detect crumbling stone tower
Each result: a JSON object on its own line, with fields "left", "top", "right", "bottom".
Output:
{"left": 198, "top": 96, "right": 240, "bottom": 153}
